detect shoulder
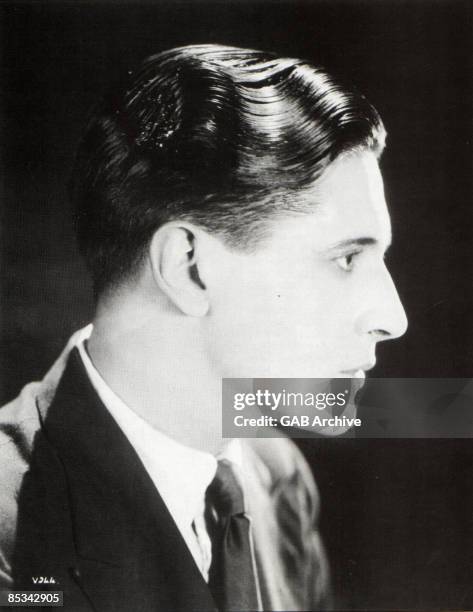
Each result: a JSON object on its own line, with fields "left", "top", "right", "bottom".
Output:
{"left": 243, "top": 437, "right": 320, "bottom": 518}
{"left": 0, "top": 368, "right": 65, "bottom": 495}
{"left": 0, "top": 383, "right": 43, "bottom": 458}
{"left": 0, "top": 327, "right": 89, "bottom": 588}
{"left": 244, "top": 436, "right": 316, "bottom": 485}
{"left": 243, "top": 437, "right": 330, "bottom": 607}
{"left": 0, "top": 383, "right": 44, "bottom": 500}
{"left": 0, "top": 384, "right": 44, "bottom": 587}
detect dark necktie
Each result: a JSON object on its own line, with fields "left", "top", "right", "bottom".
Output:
{"left": 204, "top": 459, "right": 260, "bottom": 612}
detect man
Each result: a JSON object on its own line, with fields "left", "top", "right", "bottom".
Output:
{"left": 0, "top": 44, "right": 407, "bottom": 611}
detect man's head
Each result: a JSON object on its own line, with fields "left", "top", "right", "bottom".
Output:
{"left": 70, "top": 44, "right": 407, "bottom": 379}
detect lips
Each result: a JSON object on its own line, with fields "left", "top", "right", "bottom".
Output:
{"left": 340, "top": 361, "right": 376, "bottom": 377}
{"left": 340, "top": 369, "right": 366, "bottom": 378}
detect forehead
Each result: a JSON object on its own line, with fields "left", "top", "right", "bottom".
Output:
{"left": 268, "top": 151, "right": 392, "bottom": 250}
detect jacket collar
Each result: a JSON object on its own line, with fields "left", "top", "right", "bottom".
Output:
{"left": 40, "top": 347, "right": 216, "bottom": 611}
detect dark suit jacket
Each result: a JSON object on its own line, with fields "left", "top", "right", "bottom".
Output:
{"left": 0, "top": 346, "right": 330, "bottom": 611}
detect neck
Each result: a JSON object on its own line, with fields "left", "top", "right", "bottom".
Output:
{"left": 87, "top": 289, "right": 224, "bottom": 455}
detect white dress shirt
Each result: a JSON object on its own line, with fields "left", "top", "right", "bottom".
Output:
{"left": 75, "top": 326, "right": 245, "bottom": 583}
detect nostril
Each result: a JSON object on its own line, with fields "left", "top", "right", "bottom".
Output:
{"left": 370, "top": 329, "right": 390, "bottom": 338}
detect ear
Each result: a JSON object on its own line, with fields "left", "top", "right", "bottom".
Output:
{"left": 148, "top": 223, "right": 209, "bottom": 317}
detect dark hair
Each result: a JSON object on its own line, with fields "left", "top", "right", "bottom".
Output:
{"left": 69, "top": 44, "right": 386, "bottom": 296}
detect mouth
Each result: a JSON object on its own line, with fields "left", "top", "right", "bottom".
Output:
{"left": 340, "top": 369, "right": 366, "bottom": 379}
{"left": 340, "top": 361, "right": 376, "bottom": 379}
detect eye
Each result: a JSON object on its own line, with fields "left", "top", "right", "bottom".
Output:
{"left": 335, "top": 251, "right": 360, "bottom": 272}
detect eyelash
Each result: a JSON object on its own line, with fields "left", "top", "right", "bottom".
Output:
{"left": 335, "top": 251, "right": 361, "bottom": 272}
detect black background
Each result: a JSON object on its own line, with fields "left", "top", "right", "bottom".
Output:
{"left": 1, "top": 1, "right": 472, "bottom": 609}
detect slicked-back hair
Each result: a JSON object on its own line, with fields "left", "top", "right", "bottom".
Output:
{"left": 69, "top": 44, "right": 386, "bottom": 296}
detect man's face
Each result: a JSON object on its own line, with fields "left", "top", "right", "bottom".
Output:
{"left": 203, "top": 151, "right": 408, "bottom": 379}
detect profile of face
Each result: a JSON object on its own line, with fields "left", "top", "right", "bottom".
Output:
{"left": 202, "top": 151, "right": 408, "bottom": 379}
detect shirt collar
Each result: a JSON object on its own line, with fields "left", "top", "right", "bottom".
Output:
{"left": 75, "top": 327, "right": 218, "bottom": 531}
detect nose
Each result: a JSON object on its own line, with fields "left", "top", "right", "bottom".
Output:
{"left": 356, "top": 264, "right": 408, "bottom": 341}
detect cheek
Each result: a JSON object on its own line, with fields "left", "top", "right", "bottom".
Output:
{"left": 204, "top": 260, "right": 358, "bottom": 377}
{"left": 266, "top": 274, "right": 359, "bottom": 372}
{"left": 272, "top": 284, "right": 333, "bottom": 350}
{"left": 204, "top": 272, "right": 282, "bottom": 376}
{"left": 206, "top": 282, "right": 318, "bottom": 376}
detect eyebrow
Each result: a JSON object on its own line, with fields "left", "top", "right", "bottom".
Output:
{"left": 325, "top": 236, "right": 392, "bottom": 252}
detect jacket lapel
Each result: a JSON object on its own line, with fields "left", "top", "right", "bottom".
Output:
{"left": 37, "top": 348, "right": 216, "bottom": 612}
